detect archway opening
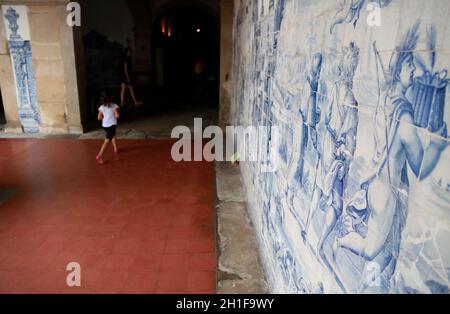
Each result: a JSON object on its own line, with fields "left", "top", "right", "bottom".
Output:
{"left": 81, "top": 0, "right": 134, "bottom": 129}
{"left": 78, "top": 0, "right": 220, "bottom": 134}
{"left": 152, "top": 4, "right": 220, "bottom": 109}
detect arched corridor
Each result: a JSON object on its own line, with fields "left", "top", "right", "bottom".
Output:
{"left": 80, "top": 0, "right": 220, "bottom": 133}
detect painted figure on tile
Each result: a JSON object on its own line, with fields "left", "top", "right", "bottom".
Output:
{"left": 291, "top": 53, "right": 323, "bottom": 187}
{"left": 335, "top": 22, "right": 449, "bottom": 293}
{"left": 304, "top": 53, "right": 323, "bottom": 152}
{"left": 330, "top": 0, "right": 365, "bottom": 33}
{"left": 396, "top": 25, "right": 450, "bottom": 294}
{"left": 273, "top": 0, "right": 285, "bottom": 50}
{"left": 330, "top": 0, "right": 393, "bottom": 34}
{"left": 4, "top": 7, "right": 21, "bottom": 40}
{"left": 276, "top": 246, "right": 307, "bottom": 293}
{"left": 301, "top": 42, "right": 360, "bottom": 272}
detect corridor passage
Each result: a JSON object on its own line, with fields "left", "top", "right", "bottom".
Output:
{"left": 0, "top": 139, "right": 216, "bottom": 293}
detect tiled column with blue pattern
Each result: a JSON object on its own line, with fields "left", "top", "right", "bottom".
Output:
{"left": 2, "top": 6, "right": 40, "bottom": 133}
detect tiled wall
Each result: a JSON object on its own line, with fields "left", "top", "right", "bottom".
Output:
{"left": 231, "top": 0, "right": 450, "bottom": 293}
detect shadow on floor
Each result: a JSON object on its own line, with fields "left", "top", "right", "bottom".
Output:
{"left": 0, "top": 189, "right": 16, "bottom": 206}
{"left": 82, "top": 88, "right": 219, "bottom": 136}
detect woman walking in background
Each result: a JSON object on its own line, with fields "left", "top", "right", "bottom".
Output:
{"left": 118, "top": 47, "right": 143, "bottom": 107}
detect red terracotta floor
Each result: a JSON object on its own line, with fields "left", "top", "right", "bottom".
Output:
{"left": 0, "top": 139, "right": 216, "bottom": 294}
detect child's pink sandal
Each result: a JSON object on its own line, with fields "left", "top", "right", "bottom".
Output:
{"left": 96, "top": 155, "right": 104, "bottom": 164}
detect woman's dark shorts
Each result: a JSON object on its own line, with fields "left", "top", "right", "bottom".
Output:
{"left": 120, "top": 79, "right": 133, "bottom": 86}
{"left": 104, "top": 125, "right": 116, "bottom": 140}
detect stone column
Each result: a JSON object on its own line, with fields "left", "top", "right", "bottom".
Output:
{"left": 0, "top": 0, "right": 84, "bottom": 135}
{"left": 133, "top": 28, "right": 152, "bottom": 86}
{"left": 28, "top": 2, "right": 83, "bottom": 134}
{"left": 219, "top": 0, "right": 234, "bottom": 129}
{"left": 58, "top": 2, "right": 84, "bottom": 133}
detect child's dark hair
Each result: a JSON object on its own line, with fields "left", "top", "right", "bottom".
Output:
{"left": 100, "top": 91, "right": 113, "bottom": 107}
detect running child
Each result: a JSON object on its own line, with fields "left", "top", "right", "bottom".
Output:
{"left": 96, "top": 93, "right": 120, "bottom": 164}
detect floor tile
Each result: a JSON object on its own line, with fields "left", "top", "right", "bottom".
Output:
{"left": 0, "top": 139, "right": 216, "bottom": 293}
{"left": 186, "top": 271, "right": 216, "bottom": 292}
{"left": 154, "top": 271, "right": 187, "bottom": 293}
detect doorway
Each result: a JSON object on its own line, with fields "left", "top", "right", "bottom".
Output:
{"left": 152, "top": 4, "right": 220, "bottom": 108}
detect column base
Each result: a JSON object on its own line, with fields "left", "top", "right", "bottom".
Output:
{"left": 3, "top": 121, "right": 23, "bottom": 134}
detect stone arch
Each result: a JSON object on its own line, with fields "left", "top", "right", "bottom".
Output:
{"left": 149, "top": 0, "right": 220, "bottom": 97}
{"left": 124, "top": 0, "right": 152, "bottom": 30}
{"left": 83, "top": 0, "right": 135, "bottom": 47}
{"left": 150, "top": 0, "right": 220, "bottom": 27}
